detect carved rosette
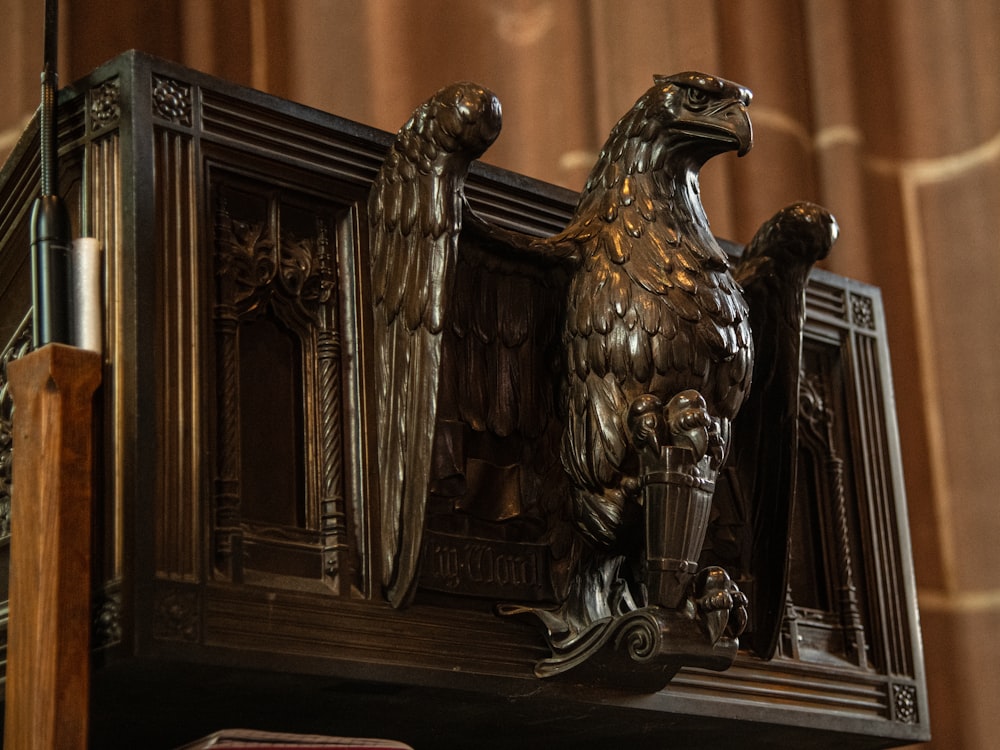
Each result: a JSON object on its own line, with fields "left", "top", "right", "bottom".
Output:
{"left": 851, "top": 293, "right": 876, "bottom": 330}
{"left": 152, "top": 75, "right": 193, "bottom": 126}
{"left": 89, "top": 78, "right": 121, "bottom": 132}
{"left": 93, "top": 590, "right": 123, "bottom": 648}
{"left": 892, "top": 683, "right": 919, "bottom": 724}
{"left": 153, "top": 585, "right": 200, "bottom": 643}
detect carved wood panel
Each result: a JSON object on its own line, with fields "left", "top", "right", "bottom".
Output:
{"left": 0, "top": 52, "right": 928, "bottom": 747}
{"left": 209, "top": 170, "right": 356, "bottom": 594}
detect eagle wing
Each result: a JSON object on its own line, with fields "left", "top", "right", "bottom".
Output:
{"left": 730, "top": 201, "right": 838, "bottom": 657}
{"left": 369, "top": 83, "right": 503, "bottom": 606}
{"left": 369, "top": 83, "right": 574, "bottom": 607}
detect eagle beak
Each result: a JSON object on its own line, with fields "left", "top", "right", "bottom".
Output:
{"left": 671, "top": 99, "right": 754, "bottom": 158}
{"left": 727, "top": 103, "right": 753, "bottom": 157}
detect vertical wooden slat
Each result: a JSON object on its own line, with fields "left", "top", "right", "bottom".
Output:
{"left": 3, "top": 343, "right": 101, "bottom": 750}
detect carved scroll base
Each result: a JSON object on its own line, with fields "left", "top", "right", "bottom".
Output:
{"left": 508, "top": 603, "right": 738, "bottom": 692}
{"left": 494, "top": 440, "right": 746, "bottom": 691}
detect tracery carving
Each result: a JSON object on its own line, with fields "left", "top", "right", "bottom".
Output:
{"left": 211, "top": 186, "right": 350, "bottom": 590}
{"left": 786, "top": 367, "right": 870, "bottom": 668}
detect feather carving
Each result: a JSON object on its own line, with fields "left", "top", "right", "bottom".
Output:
{"left": 369, "top": 82, "right": 502, "bottom": 606}
{"left": 369, "top": 71, "right": 836, "bottom": 660}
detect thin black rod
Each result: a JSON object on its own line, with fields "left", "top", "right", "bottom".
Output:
{"left": 31, "top": 0, "right": 71, "bottom": 347}
{"left": 40, "top": 0, "right": 59, "bottom": 196}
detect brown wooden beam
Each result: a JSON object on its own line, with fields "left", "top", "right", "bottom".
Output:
{"left": 4, "top": 344, "right": 101, "bottom": 750}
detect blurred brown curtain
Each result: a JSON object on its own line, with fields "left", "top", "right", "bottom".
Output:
{"left": 3, "top": 1, "right": 999, "bottom": 747}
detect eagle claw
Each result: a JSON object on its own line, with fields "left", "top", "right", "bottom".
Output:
{"left": 694, "top": 566, "right": 749, "bottom": 643}
{"left": 666, "top": 390, "right": 713, "bottom": 461}
{"left": 626, "top": 394, "right": 666, "bottom": 454}
{"left": 627, "top": 390, "right": 728, "bottom": 468}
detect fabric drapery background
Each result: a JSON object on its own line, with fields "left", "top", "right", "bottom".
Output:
{"left": 3, "top": 2, "right": 998, "bottom": 747}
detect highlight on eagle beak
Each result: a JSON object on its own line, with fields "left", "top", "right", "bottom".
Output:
{"left": 733, "top": 105, "right": 753, "bottom": 157}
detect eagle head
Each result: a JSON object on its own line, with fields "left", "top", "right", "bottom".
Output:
{"left": 645, "top": 71, "right": 753, "bottom": 160}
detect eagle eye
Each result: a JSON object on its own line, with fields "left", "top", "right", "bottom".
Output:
{"left": 686, "top": 87, "right": 710, "bottom": 111}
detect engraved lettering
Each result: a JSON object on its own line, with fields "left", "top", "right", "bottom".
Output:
{"left": 418, "top": 531, "right": 552, "bottom": 601}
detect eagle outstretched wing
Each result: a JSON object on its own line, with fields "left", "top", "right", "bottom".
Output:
{"left": 369, "top": 83, "right": 574, "bottom": 607}
{"left": 368, "top": 83, "right": 503, "bottom": 606}
{"left": 729, "top": 201, "right": 838, "bottom": 657}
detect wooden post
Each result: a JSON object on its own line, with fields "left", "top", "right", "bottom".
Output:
{"left": 4, "top": 344, "right": 101, "bottom": 750}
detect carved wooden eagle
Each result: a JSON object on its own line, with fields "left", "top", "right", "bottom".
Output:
{"left": 368, "top": 73, "right": 836, "bottom": 658}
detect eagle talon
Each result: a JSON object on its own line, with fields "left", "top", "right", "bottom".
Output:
{"left": 706, "top": 417, "right": 729, "bottom": 469}
{"left": 626, "top": 394, "right": 667, "bottom": 455}
{"left": 694, "top": 566, "right": 748, "bottom": 643}
{"left": 666, "top": 390, "right": 712, "bottom": 461}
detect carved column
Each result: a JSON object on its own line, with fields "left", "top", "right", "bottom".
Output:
{"left": 212, "top": 196, "right": 279, "bottom": 580}
{"left": 314, "top": 221, "right": 351, "bottom": 593}
{"left": 799, "top": 370, "right": 869, "bottom": 668}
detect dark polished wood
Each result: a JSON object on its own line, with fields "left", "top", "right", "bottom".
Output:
{"left": 0, "top": 53, "right": 928, "bottom": 748}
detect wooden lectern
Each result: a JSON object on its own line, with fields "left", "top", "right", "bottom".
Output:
{"left": 0, "top": 53, "right": 929, "bottom": 748}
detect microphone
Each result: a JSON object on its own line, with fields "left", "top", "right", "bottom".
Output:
{"left": 30, "top": 0, "right": 71, "bottom": 347}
